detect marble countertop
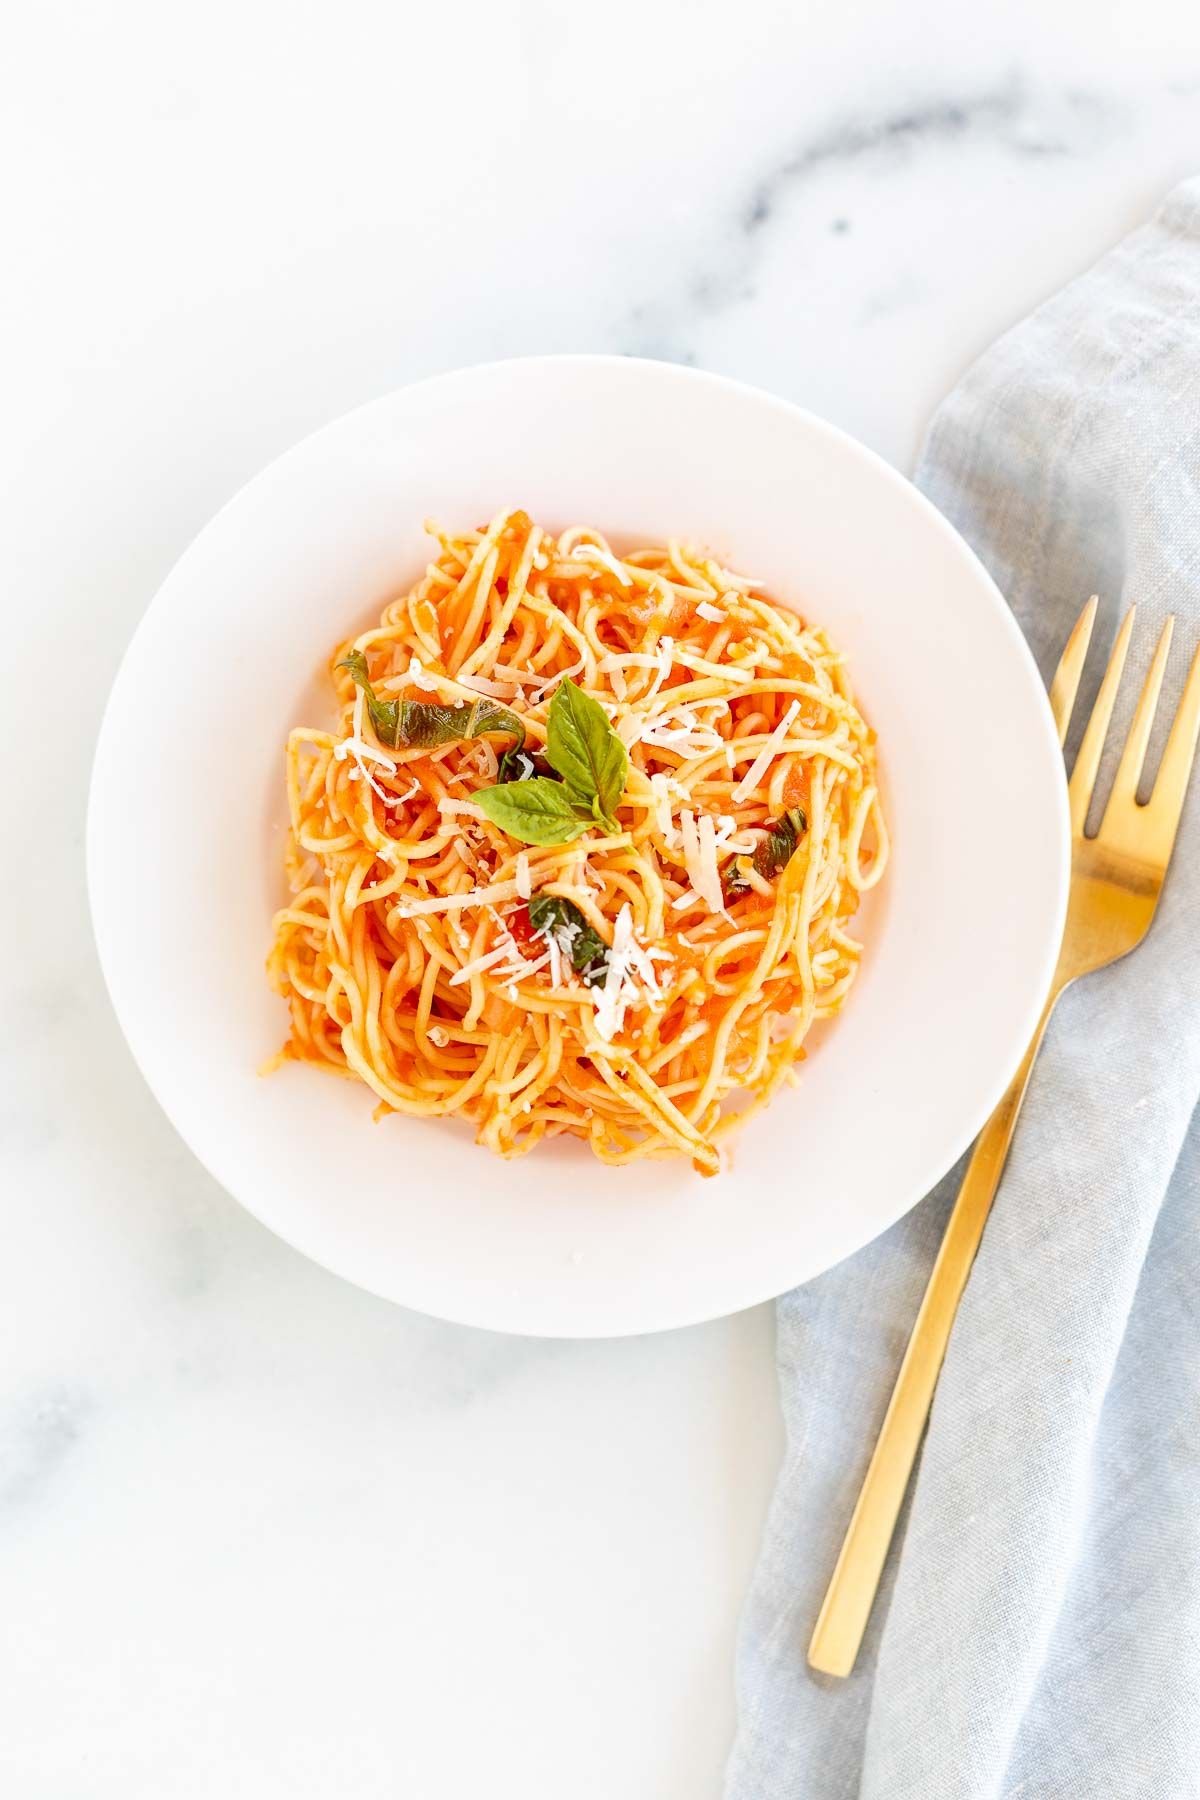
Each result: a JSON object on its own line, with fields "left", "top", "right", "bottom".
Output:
{"left": 4, "top": 3, "right": 1198, "bottom": 1794}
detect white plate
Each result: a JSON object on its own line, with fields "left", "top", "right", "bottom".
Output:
{"left": 88, "top": 356, "right": 1068, "bottom": 1337}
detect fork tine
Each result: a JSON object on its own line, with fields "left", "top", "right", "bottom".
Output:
{"left": 1069, "top": 606, "right": 1136, "bottom": 836}
{"left": 1146, "top": 637, "right": 1200, "bottom": 841}
{"left": 1102, "top": 616, "right": 1175, "bottom": 824}
{"left": 1049, "top": 596, "right": 1098, "bottom": 746}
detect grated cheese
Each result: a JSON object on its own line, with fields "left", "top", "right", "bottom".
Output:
{"left": 395, "top": 879, "right": 519, "bottom": 917}
{"left": 487, "top": 662, "right": 534, "bottom": 687}
{"left": 649, "top": 773, "right": 676, "bottom": 842}
{"left": 582, "top": 905, "right": 668, "bottom": 1042}
{"left": 457, "top": 672, "right": 522, "bottom": 698}
{"left": 530, "top": 652, "right": 586, "bottom": 703}
{"left": 679, "top": 810, "right": 725, "bottom": 915}
{"left": 449, "top": 941, "right": 523, "bottom": 985}
{"left": 731, "top": 700, "right": 801, "bottom": 801}
{"left": 514, "top": 852, "right": 531, "bottom": 899}
{"left": 696, "top": 600, "right": 725, "bottom": 623}
{"left": 715, "top": 813, "right": 758, "bottom": 855}
{"left": 509, "top": 948, "right": 552, "bottom": 981}
{"left": 571, "top": 544, "right": 631, "bottom": 586}
{"left": 613, "top": 640, "right": 674, "bottom": 747}
{"left": 438, "top": 797, "right": 488, "bottom": 821}
{"left": 334, "top": 735, "right": 397, "bottom": 773}
{"left": 713, "top": 567, "right": 763, "bottom": 593}
{"left": 453, "top": 839, "right": 485, "bottom": 876}
{"left": 697, "top": 813, "right": 724, "bottom": 913}
{"left": 639, "top": 702, "right": 727, "bottom": 757}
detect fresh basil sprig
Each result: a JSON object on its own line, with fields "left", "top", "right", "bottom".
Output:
{"left": 475, "top": 780, "right": 593, "bottom": 846}
{"left": 339, "top": 650, "right": 525, "bottom": 754}
{"left": 544, "top": 677, "right": 627, "bottom": 831}
{"left": 527, "top": 893, "right": 610, "bottom": 987}
{"left": 723, "top": 806, "right": 808, "bottom": 900}
{"left": 477, "top": 677, "right": 628, "bottom": 847}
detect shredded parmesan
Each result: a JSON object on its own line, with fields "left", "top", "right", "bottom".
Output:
{"left": 643, "top": 635, "right": 674, "bottom": 705}
{"left": 696, "top": 600, "right": 724, "bottom": 623}
{"left": 334, "top": 736, "right": 397, "bottom": 773}
{"left": 639, "top": 701, "right": 727, "bottom": 756}
{"left": 514, "top": 852, "right": 531, "bottom": 899}
{"left": 713, "top": 567, "right": 763, "bottom": 592}
{"left": 395, "top": 879, "right": 519, "bottom": 917}
{"left": 731, "top": 700, "right": 801, "bottom": 801}
{"left": 649, "top": 773, "right": 676, "bottom": 842}
{"left": 488, "top": 662, "right": 534, "bottom": 687}
{"left": 449, "top": 941, "right": 523, "bottom": 986}
{"left": 531, "top": 652, "right": 586, "bottom": 702}
{"left": 571, "top": 544, "right": 631, "bottom": 586}
{"left": 438, "top": 797, "right": 488, "bottom": 821}
{"left": 679, "top": 810, "right": 725, "bottom": 915}
{"left": 457, "top": 672, "right": 522, "bottom": 698}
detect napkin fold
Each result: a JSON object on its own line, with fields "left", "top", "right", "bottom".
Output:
{"left": 727, "top": 179, "right": 1200, "bottom": 1800}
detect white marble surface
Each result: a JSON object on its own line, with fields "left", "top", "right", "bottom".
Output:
{"left": 4, "top": 3, "right": 1200, "bottom": 1794}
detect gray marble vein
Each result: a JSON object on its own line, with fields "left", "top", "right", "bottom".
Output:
{"left": 1, "top": 1385, "right": 94, "bottom": 1511}
{"left": 621, "top": 78, "right": 1127, "bottom": 364}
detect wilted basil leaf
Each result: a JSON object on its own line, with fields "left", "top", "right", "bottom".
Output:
{"left": 753, "top": 806, "right": 807, "bottom": 878}
{"left": 527, "top": 893, "right": 610, "bottom": 987}
{"left": 339, "top": 650, "right": 525, "bottom": 754}
{"left": 722, "top": 806, "right": 808, "bottom": 901}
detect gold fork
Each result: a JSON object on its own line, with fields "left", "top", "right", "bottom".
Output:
{"left": 807, "top": 598, "right": 1200, "bottom": 1679}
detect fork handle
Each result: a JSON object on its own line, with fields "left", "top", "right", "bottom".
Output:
{"left": 807, "top": 987, "right": 1061, "bottom": 1678}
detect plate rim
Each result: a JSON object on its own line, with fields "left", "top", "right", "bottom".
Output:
{"left": 87, "top": 353, "right": 1070, "bottom": 1336}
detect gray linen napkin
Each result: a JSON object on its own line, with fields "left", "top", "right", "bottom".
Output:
{"left": 726, "top": 179, "right": 1200, "bottom": 1800}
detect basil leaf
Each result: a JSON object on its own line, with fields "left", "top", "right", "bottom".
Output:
{"left": 402, "top": 695, "right": 526, "bottom": 750}
{"left": 723, "top": 807, "right": 808, "bottom": 901}
{"left": 339, "top": 649, "right": 403, "bottom": 743}
{"left": 339, "top": 651, "right": 525, "bottom": 754}
{"left": 527, "top": 893, "right": 610, "bottom": 987}
{"left": 475, "top": 779, "right": 592, "bottom": 846}
{"left": 722, "top": 862, "right": 751, "bottom": 902}
{"left": 545, "top": 677, "right": 627, "bottom": 823}
{"left": 496, "top": 746, "right": 558, "bottom": 784}
{"left": 753, "top": 806, "right": 808, "bottom": 879}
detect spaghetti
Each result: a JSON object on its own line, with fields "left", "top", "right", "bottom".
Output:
{"left": 266, "top": 510, "right": 887, "bottom": 1175}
